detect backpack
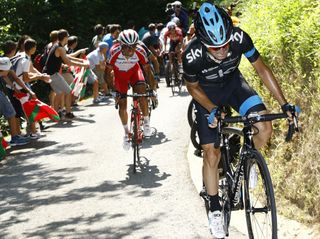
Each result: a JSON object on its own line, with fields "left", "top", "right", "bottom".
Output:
{"left": 10, "top": 55, "right": 27, "bottom": 77}
{"left": 34, "top": 53, "right": 44, "bottom": 72}
{"left": 34, "top": 44, "right": 51, "bottom": 72}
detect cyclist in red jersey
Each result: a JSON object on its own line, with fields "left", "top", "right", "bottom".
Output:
{"left": 106, "top": 29, "right": 155, "bottom": 150}
{"left": 163, "top": 21, "right": 184, "bottom": 73}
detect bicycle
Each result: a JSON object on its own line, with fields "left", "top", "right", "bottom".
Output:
{"left": 115, "top": 91, "right": 154, "bottom": 173}
{"left": 164, "top": 52, "right": 183, "bottom": 95}
{"left": 200, "top": 107, "right": 299, "bottom": 238}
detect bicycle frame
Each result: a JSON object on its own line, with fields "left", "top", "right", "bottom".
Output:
{"left": 130, "top": 98, "right": 143, "bottom": 146}
{"left": 115, "top": 92, "right": 154, "bottom": 173}
{"left": 215, "top": 111, "right": 299, "bottom": 238}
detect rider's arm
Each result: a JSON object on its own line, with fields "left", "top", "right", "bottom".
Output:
{"left": 163, "top": 31, "right": 168, "bottom": 51}
{"left": 142, "top": 63, "right": 156, "bottom": 91}
{"left": 186, "top": 81, "right": 217, "bottom": 112}
{"left": 251, "top": 56, "right": 287, "bottom": 106}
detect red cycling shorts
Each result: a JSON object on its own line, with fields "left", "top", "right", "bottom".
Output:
{"left": 114, "top": 64, "right": 145, "bottom": 94}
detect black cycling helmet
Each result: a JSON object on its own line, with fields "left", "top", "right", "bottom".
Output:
{"left": 194, "top": 2, "right": 233, "bottom": 47}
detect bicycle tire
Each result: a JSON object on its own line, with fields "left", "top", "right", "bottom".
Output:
{"left": 171, "top": 61, "right": 179, "bottom": 95}
{"left": 178, "top": 76, "right": 183, "bottom": 94}
{"left": 165, "top": 62, "right": 171, "bottom": 87}
{"left": 132, "top": 112, "right": 140, "bottom": 174}
{"left": 187, "top": 100, "right": 196, "bottom": 127}
{"left": 148, "top": 97, "right": 152, "bottom": 118}
{"left": 190, "top": 122, "right": 202, "bottom": 150}
{"left": 244, "top": 149, "right": 277, "bottom": 239}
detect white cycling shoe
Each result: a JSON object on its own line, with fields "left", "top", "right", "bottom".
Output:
{"left": 143, "top": 124, "right": 152, "bottom": 137}
{"left": 208, "top": 210, "right": 225, "bottom": 238}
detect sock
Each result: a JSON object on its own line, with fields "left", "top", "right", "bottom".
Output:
{"left": 209, "top": 194, "right": 222, "bottom": 212}
{"left": 144, "top": 116, "right": 150, "bottom": 126}
{"left": 123, "top": 124, "right": 129, "bottom": 135}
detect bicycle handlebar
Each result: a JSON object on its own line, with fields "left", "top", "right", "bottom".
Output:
{"left": 219, "top": 112, "right": 299, "bottom": 143}
{"left": 114, "top": 92, "right": 155, "bottom": 109}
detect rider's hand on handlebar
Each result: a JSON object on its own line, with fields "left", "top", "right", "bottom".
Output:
{"left": 207, "top": 107, "right": 225, "bottom": 128}
{"left": 281, "top": 103, "right": 301, "bottom": 122}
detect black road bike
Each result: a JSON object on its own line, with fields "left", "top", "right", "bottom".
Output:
{"left": 164, "top": 52, "right": 183, "bottom": 95}
{"left": 200, "top": 108, "right": 299, "bottom": 238}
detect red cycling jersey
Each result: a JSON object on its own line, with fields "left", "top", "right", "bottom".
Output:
{"left": 164, "top": 27, "right": 183, "bottom": 45}
{"left": 108, "top": 43, "right": 149, "bottom": 93}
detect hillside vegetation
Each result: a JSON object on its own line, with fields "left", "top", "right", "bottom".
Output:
{"left": 238, "top": 0, "right": 320, "bottom": 224}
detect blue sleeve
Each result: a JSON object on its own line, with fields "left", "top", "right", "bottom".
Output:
{"left": 241, "top": 30, "right": 260, "bottom": 63}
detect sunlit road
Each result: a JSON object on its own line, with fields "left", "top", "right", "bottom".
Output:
{"left": 0, "top": 80, "right": 246, "bottom": 238}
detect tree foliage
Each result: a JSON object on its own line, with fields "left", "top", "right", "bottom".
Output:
{"left": 238, "top": 0, "right": 320, "bottom": 224}
{"left": 0, "top": 0, "right": 196, "bottom": 49}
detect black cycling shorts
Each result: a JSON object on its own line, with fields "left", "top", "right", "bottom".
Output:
{"left": 194, "top": 72, "right": 266, "bottom": 145}
{"left": 169, "top": 40, "right": 180, "bottom": 53}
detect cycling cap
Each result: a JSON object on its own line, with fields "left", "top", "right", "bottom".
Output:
{"left": 98, "top": 42, "right": 109, "bottom": 49}
{"left": 119, "top": 29, "right": 139, "bottom": 45}
{"left": 166, "top": 21, "right": 177, "bottom": 29}
{"left": 195, "top": 2, "right": 233, "bottom": 47}
{"left": 0, "top": 57, "right": 12, "bottom": 71}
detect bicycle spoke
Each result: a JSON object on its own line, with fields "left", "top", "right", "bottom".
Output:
{"left": 244, "top": 151, "right": 277, "bottom": 239}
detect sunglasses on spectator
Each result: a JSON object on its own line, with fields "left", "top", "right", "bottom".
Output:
{"left": 203, "top": 42, "right": 230, "bottom": 51}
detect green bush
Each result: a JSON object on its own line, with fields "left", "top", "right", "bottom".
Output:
{"left": 238, "top": 0, "right": 320, "bottom": 224}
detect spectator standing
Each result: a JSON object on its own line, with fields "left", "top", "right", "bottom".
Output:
{"left": 102, "top": 24, "right": 121, "bottom": 58}
{"left": 89, "top": 24, "right": 105, "bottom": 53}
{"left": 171, "top": 1, "right": 189, "bottom": 36}
{"left": 43, "top": 29, "right": 89, "bottom": 120}
{"left": 87, "top": 42, "right": 109, "bottom": 104}
{"left": 0, "top": 57, "right": 29, "bottom": 146}
{"left": 13, "top": 38, "right": 51, "bottom": 139}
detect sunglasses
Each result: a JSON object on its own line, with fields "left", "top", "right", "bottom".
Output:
{"left": 122, "top": 44, "right": 137, "bottom": 50}
{"left": 204, "top": 42, "right": 230, "bottom": 51}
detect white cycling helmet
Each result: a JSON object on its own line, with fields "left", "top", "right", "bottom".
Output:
{"left": 171, "top": 17, "right": 180, "bottom": 25}
{"left": 0, "top": 57, "right": 12, "bottom": 71}
{"left": 119, "top": 29, "right": 139, "bottom": 45}
{"left": 172, "top": 1, "right": 182, "bottom": 7}
{"left": 166, "top": 21, "right": 177, "bottom": 29}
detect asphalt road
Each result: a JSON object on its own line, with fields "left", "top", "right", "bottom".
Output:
{"left": 0, "top": 80, "right": 314, "bottom": 239}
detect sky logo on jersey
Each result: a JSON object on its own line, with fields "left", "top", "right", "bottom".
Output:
{"left": 186, "top": 48, "right": 202, "bottom": 63}
{"left": 231, "top": 31, "right": 244, "bottom": 44}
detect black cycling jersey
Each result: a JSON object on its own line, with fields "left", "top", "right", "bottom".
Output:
{"left": 182, "top": 27, "right": 260, "bottom": 87}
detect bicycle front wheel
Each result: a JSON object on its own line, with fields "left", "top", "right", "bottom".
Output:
{"left": 132, "top": 113, "right": 140, "bottom": 174}
{"left": 244, "top": 150, "right": 277, "bottom": 239}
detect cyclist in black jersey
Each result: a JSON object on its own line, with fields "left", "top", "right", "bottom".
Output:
{"left": 182, "top": 2, "right": 294, "bottom": 238}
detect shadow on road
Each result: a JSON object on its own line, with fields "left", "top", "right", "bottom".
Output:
{"left": 19, "top": 211, "right": 165, "bottom": 239}
{"left": 142, "top": 130, "right": 171, "bottom": 149}
{"left": 120, "top": 157, "right": 171, "bottom": 190}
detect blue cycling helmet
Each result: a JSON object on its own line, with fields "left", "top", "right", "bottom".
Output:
{"left": 195, "top": 2, "right": 233, "bottom": 47}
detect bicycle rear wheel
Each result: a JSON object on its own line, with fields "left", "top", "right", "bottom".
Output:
{"left": 190, "top": 122, "right": 202, "bottom": 151}
{"left": 244, "top": 150, "right": 277, "bottom": 239}
{"left": 164, "top": 61, "right": 171, "bottom": 87}
{"left": 187, "top": 100, "right": 196, "bottom": 127}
